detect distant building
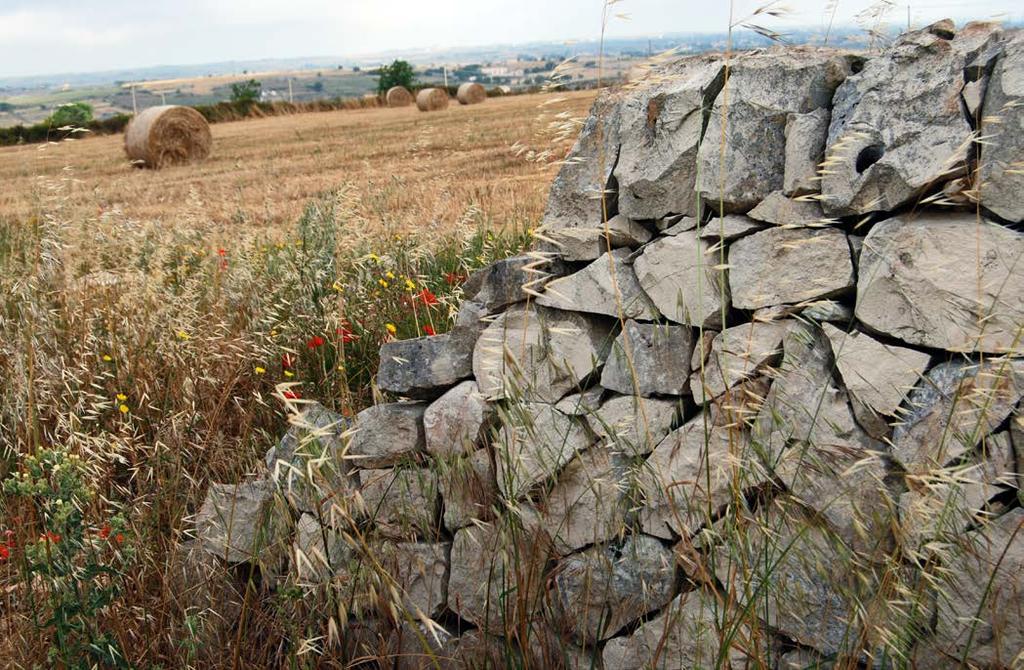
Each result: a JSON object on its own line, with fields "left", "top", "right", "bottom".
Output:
{"left": 481, "top": 66, "right": 524, "bottom": 78}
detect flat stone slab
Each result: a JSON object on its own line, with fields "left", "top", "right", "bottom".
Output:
{"left": 855, "top": 213, "right": 1024, "bottom": 354}
{"left": 535, "top": 248, "right": 659, "bottom": 320}
{"left": 729, "top": 226, "right": 854, "bottom": 310}
{"left": 493, "top": 401, "right": 593, "bottom": 499}
{"left": 348, "top": 402, "right": 427, "bottom": 468}
{"left": 601, "top": 319, "right": 694, "bottom": 397}
{"left": 549, "top": 535, "right": 676, "bottom": 644}
{"left": 473, "top": 304, "right": 613, "bottom": 403}
{"left": 634, "top": 229, "right": 729, "bottom": 327}
{"left": 377, "top": 334, "right": 472, "bottom": 399}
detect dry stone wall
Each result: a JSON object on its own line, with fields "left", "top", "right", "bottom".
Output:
{"left": 193, "top": 20, "right": 1024, "bottom": 669}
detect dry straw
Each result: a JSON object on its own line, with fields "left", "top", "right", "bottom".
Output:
{"left": 415, "top": 88, "right": 450, "bottom": 112}
{"left": 456, "top": 82, "right": 487, "bottom": 105}
{"left": 124, "top": 105, "right": 211, "bottom": 169}
{"left": 385, "top": 86, "right": 414, "bottom": 107}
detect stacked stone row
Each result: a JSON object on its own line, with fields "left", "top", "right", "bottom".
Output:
{"left": 195, "top": 19, "right": 1024, "bottom": 669}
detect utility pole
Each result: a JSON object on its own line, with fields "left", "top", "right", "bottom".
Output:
{"left": 443, "top": 65, "right": 448, "bottom": 91}
{"left": 288, "top": 78, "right": 294, "bottom": 103}
{"left": 131, "top": 84, "right": 138, "bottom": 115}
{"left": 907, "top": 5, "right": 911, "bottom": 31}
{"left": 160, "top": 91, "right": 166, "bottom": 105}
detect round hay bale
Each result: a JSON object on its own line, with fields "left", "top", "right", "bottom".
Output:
{"left": 416, "top": 88, "right": 449, "bottom": 112}
{"left": 124, "top": 105, "right": 211, "bottom": 169}
{"left": 386, "top": 86, "right": 414, "bottom": 107}
{"left": 456, "top": 83, "right": 486, "bottom": 105}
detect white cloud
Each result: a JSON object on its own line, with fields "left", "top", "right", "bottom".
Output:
{"left": 1, "top": 0, "right": 1021, "bottom": 78}
{"left": 0, "top": 8, "right": 132, "bottom": 47}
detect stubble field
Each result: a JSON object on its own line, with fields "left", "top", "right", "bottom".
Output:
{"left": 0, "top": 90, "right": 596, "bottom": 666}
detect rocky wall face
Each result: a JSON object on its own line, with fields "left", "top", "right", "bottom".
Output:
{"left": 194, "top": 19, "right": 1024, "bottom": 669}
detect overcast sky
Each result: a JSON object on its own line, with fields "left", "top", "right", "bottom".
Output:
{"left": 2, "top": 0, "right": 1021, "bottom": 78}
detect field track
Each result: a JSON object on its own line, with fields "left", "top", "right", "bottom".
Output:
{"left": 0, "top": 90, "right": 596, "bottom": 236}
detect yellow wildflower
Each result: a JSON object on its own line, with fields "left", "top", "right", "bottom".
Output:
{"left": 118, "top": 404, "right": 129, "bottom": 415}
{"left": 386, "top": 271, "right": 396, "bottom": 280}
{"left": 254, "top": 366, "right": 266, "bottom": 375}
{"left": 116, "top": 393, "right": 127, "bottom": 402}
{"left": 284, "top": 370, "right": 295, "bottom": 378}
{"left": 379, "top": 279, "right": 389, "bottom": 288}
{"left": 366, "top": 253, "right": 381, "bottom": 263}
{"left": 404, "top": 278, "right": 416, "bottom": 291}
{"left": 176, "top": 330, "right": 190, "bottom": 340}
{"left": 102, "top": 354, "right": 113, "bottom": 362}
{"left": 385, "top": 323, "right": 397, "bottom": 335}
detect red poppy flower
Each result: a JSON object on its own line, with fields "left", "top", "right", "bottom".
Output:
{"left": 444, "top": 272, "right": 467, "bottom": 286}
{"left": 99, "top": 525, "right": 112, "bottom": 540}
{"left": 282, "top": 354, "right": 295, "bottom": 369}
{"left": 40, "top": 531, "right": 60, "bottom": 544}
{"left": 283, "top": 390, "right": 301, "bottom": 400}
{"left": 0, "top": 545, "right": 8, "bottom": 560}
{"left": 423, "top": 325, "right": 436, "bottom": 336}
{"left": 217, "top": 248, "right": 227, "bottom": 257}
{"left": 336, "top": 326, "right": 357, "bottom": 343}
{"left": 306, "top": 335, "right": 325, "bottom": 349}
{"left": 115, "top": 533, "right": 125, "bottom": 545}
{"left": 415, "top": 289, "right": 439, "bottom": 306}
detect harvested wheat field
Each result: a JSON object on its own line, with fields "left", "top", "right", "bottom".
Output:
{"left": 0, "top": 90, "right": 596, "bottom": 238}
{"left": 0, "top": 89, "right": 598, "bottom": 666}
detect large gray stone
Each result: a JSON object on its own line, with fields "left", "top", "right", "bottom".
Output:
{"left": 265, "top": 403, "right": 356, "bottom": 515}
{"left": 601, "top": 319, "right": 694, "bottom": 397}
{"left": 822, "top": 323, "right": 931, "bottom": 437}
{"left": 437, "top": 448, "right": 498, "bottom": 531}
{"left": 774, "top": 439, "right": 896, "bottom": 557}
{"left": 348, "top": 402, "right": 427, "bottom": 468}
{"left": 1013, "top": 407, "right": 1024, "bottom": 490}
{"left": 423, "top": 381, "right": 493, "bottom": 458}
{"left": 614, "top": 55, "right": 726, "bottom": 220}
{"left": 855, "top": 213, "right": 1024, "bottom": 354}
{"left": 746, "top": 190, "right": 829, "bottom": 227}
{"left": 377, "top": 334, "right": 472, "bottom": 399}
{"left": 639, "top": 414, "right": 764, "bottom": 539}
{"left": 697, "top": 48, "right": 854, "bottom": 212}
{"left": 463, "top": 254, "right": 563, "bottom": 314}
{"left": 494, "top": 401, "right": 594, "bottom": 499}
{"left": 546, "top": 214, "right": 653, "bottom": 262}
{"left": 697, "top": 215, "right": 765, "bottom": 242}
{"left": 754, "top": 323, "right": 878, "bottom": 468}
{"left": 729, "top": 227, "right": 854, "bottom": 310}
{"left": 554, "top": 387, "right": 605, "bottom": 417}
{"left": 891, "top": 358, "right": 1024, "bottom": 475}
{"left": 980, "top": 32, "right": 1024, "bottom": 222}
{"left": 899, "top": 431, "right": 1016, "bottom": 549}
{"left": 585, "top": 394, "right": 679, "bottom": 456}
{"left": 539, "top": 444, "right": 634, "bottom": 554}
{"left": 382, "top": 541, "right": 450, "bottom": 618}
{"left": 446, "top": 515, "right": 550, "bottom": 632}
{"left": 359, "top": 466, "right": 440, "bottom": 540}
{"left": 711, "top": 501, "right": 886, "bottom": 663}
{"left": 689, "top": 320, "right": 788, "bottom": 401}
{"left": 541, "top": 92, "right": 622, "bottom": 232}
{"left": 601, "top": 588, "right": 752, "bottom": 669}
{"left": 473, "top": 304, "right": 613, "bottom": 403}
{"left": 535, "top": 248, "right": 659, "bottom": 320}
{"left": 634, "top": 229, "right": 728, "bottom": 327}
{"left": 784, "top": 107, "right": 830, "bottom": 196}
{"left": 196, "top": 479, "right": 291, "bottom": 566}
{"left": 291, "top": 513, "right": 357, "bottom": 584}
{"left": 920, "top": 508, "right": 1024, "bottom": 667}
{"left": 822, "top": 22, "right": 1003, "bottom": 216}
{"left": 549, "top": 535, "right": 676, "bottom": 644}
